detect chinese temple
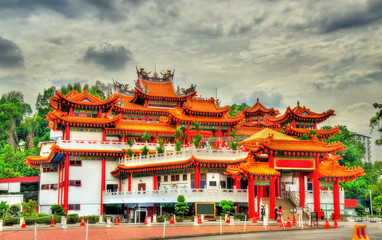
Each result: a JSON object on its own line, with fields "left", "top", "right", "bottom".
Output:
{"left": 26, "top": 67, "right": 364, "bottom": 222}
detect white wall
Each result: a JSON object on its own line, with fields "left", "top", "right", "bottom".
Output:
{"left": 131, "top": 176, "right": 153, "bottom": 191}
{"left": 70, "top": 130, "right": 102, "bottom": 141}
{"left": 0, "top": 182, "right": 20, "bottom": 193}
{"left": 39, "top": 167, "right": 59, "bottom": 205}
{"left": 0, "top": 195, "right": 23, "bottom": 205}
{"left": 105, "top": 159, "right": 119, "bottom": 189}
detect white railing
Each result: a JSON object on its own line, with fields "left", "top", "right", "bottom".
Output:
{"left": 103, "top": 188, "right": 248, "bottom": 204}
{"left": 118, "top": 148, "right": 248, "bottom": 167}
{"left": 305, "top": 190, "right": 345, "bottom": 203}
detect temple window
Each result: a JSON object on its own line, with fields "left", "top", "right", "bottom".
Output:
{"left": 69, "top": 180, "right": 81, "bottom": 186}
{"left": 209, "top": 181, "right": 217, "bottom": 187}
{"left": 50, "top": 184, "right": 58, "bottom": 190}
{"left": 69, "top": 160, "right": 82, "bottom": 166}
{"left": 171, "top": 175, "right": 180, "bottom": 181}
{"left": 164, "top": 176, "right": 168, "bottom": 182}
{"left": 74, "top": 109, "right": 98, "bottom": 118}
{"left": 68, "top": 204, "right": 81, "bottom": 211}
{"left": 41, "top": 184, "right": 49, "bottom": 190}
{"left": 183, "top": 174, "right": 187, "bottom": 181}
{"left": 42, "top": 164, "right": 57, "bottom": 172}
{"left": 157, "top": 176, "right": 161, "bottom": 182}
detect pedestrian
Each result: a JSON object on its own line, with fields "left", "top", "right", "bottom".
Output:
{"left": 320, "top": 209, "right": 325, "bottom": 220}
{"left": 278, "top": 206, "right": 282, "bottom": 218}
{"left": 274, "top": 207, "right": 278, "bottom": 220}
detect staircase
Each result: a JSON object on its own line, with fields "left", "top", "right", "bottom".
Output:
{"left": 262, "top": 197, "right": 298, "bottom": 220}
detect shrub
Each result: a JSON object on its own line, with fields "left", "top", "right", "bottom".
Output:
{"left": 83, "top": 215, "right": 99, "bottom": 222}
{"left": 0, "top": 201, "right": 9, "bottom": 219}
{"left": 3, "top": 216, "right": 19, "bottom": 225}
{"left": 67, "top": 214, "right": 79, "bottom": 224}
{"left": 156, "top": 215, "right": 171, "bottom": 222}
{"left": 8, "top": 204, "right": 21, "bottom": 216}
{"left": 175, "top": 215, "right": 183, "bottom": 222}
{"left": 51, "top": 204, "right": 65, "bottom": 216}
{"left": 355, "top": 205, "right": 367, "bottom": 216}
{"left": 234, "top": 213, "right": 248, "bottom": 220}
{"left": 25, "top": 216, "right": 52, "bottom": 225}
{"left": 37, "top": 213, "right": 49, "bottom": 217}
{"left": 21, "top": 200, "right": 37, "bottom": 217}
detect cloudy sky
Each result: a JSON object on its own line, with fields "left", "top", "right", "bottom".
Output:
{"left": 0, "top": 0, "right": 381, "bottom": 160}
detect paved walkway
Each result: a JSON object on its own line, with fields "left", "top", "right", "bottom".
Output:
{"left": 0, "top": 220, "right": 359, "bottom": 240}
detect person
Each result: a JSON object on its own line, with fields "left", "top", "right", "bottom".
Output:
{"left": 320, "top": 209, "right": 325, "bottom": 220}
{"left": 261, "top": 205, "right": 265, "bottom": 221}
{"left": 274, "top": 207, "right": 278, "bottom": 221}
{"left": 278, "top": 206, "right": 283, "bottom": 219}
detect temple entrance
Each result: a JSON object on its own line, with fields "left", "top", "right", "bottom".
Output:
{"left": 138, "top": 183, "right": 146, "bottom": 191}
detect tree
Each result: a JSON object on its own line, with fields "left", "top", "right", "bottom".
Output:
{"left": 228, "top": 103, "right": 250, "bottom": 117}
{"left": 298, "top": 130, "right": 319, "bottom": 140}
{"left": 370, "top": 102, "right": 382, "bottom": 145}
{"left": 355, "top": 204, "right": 367, "bottom": 216}
{"left": 21, "top": 199, "right": 37, "bottom": 217}
{"left": 141, "top": 131, "right": 151, "bottom": 143}
{"left": 218, "top": 200, "right": 234, "bottom": 216}
{"left": 156, "top": 138, "right": 165, "bottom": 154}
{"left": 35, "top": 86, "right": 56, "bottom": 117}
{"left": 175, "top": 126, "right": 184, "bottom": 152}
{"left": 191, "top": 121, "right": 202, "bottom": 148}
{"left": 0, "top": 201, "right": 8, "bottom": 218}
{"left": 50, "top": 204, "right": 65, "bottom": 216}
{"left": 8, "top": 204, "right": 20, "bottom": 216}
{"left": 175, "top": 195, "right": 189, "bottom": 218}
{"left": 372, "top": 196, "right": 382, "bottom": 216}
{"left": 140, "top": 145, "right": 149, "bottom": 156}
{"left": 228, "top": 127, "right": 239, "bottom": 150}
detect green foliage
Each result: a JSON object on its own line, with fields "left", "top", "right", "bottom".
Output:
{"left": 228, "top": 127, "right": 239, "bottom": 150}
{"left": 355, "top": 205, "right": 367, "bottom": 216}
{"left": 36, "top": 86, "right": 56, "bottom": 117}
{"left": 175, "top": 139, "right": 183, "bottom": 152}
{"left": 8, "top": 204, "right": 20, "bottom": 216}
{"left": 50, "top": 204, "right": 65, "bottom": 216}
{"left": 298, "top": 130, "right": 318, "bottom": 140}
{"left": 67, "top": 214, "right": 79, "bottom": 224}
{"left": 0, "top": 201, "right": 9, "bottom": 218}
{"left": 228, "top": 103, "right": 250, "bottom": 117}
{"left": 156, "top": 215, "right": 171, "bottom": 222}
{"left": 21, "top": 199, "right": 37, "bottom": 217}
{"left": 369, "top": 179, "right": 382, "bottom": 200}
{"left": 234, "top": 213, "right": 248, "bottom": 220}
{"left": 219, "top": 200, "right": 234, "bottom": 216}
{"left": 156, "top": 138, "right": 165, "bottom": 154}
{"left": 126, "top": 149, "right": 134, "bottom": 157}
{"left": 141, "top": 131, "right": 151, "bottom": 142}
{"left": 175, "top": 126, "right": 184, "bottom": 152}
{"left": 127, "top": 138, "right": 133, "bottom": 148}
{"left": 175, "top": 195, "right": 189, "bottom": 217}
{"left": 191, "top": 121, "right": 202, "bottom": 148}
{"left": 370, "top": 102, "right": 382, "bottom": 145}
{"left": 208, "top": 137, "right": 215, "bottom": 149}
{"left": 2, "top": 216, "right": 19, "bottom": 225}
{"left": 372, "top": 196, "right": 382, "bottom": 215}
{"left": 140, "top": 145, "right": 149, "bottom": 156}
{"left": 341, "top": 179, "right": 368, "bottom": 199}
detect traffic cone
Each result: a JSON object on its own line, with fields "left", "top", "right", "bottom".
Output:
{"left": 276, "top": 214, "right": 281, "bottom": 223}
{"left": 114, "top": 216, "right": 119, "bottom": 226}
{"left": 21, "top": 218, "right": 26, "bottom": 228}
{"left": 198, "top": 215, "right": 202, "bottom": 224}
{"left": 144, "top": 216, "right": 148, "bottom": 225}
{"left": 252, "top": 217, "right": 257, "bottom": 223}
{"left": 50, "top": 217, "right": 55, "bottom": 227}
{"left": 292, "top": 215, "right": 297, "bottom": 225}
{"left": 80, "top": 217, "right": 86, "bottom": 226}
{"left": 324, "top": 219, "right": 330, "bottom": 229}
{"left": 286, "top": 216, "right": 291, "bottom": 227}
{"left": 170, "top": 215, "right": 175, "bottom": 224}
{"left": 225, "top": 214, "right": 230, "bottom": 224}
{"left": 333, "top": 218, "right": 338, "bottom": 228}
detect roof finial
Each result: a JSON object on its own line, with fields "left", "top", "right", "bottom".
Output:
{"left": 83, "top": 86, "right": 87, "bottom": 92}
{"left": 297, "top": 101, "right": 300, "bottom": 107}
{"left": 257, "top": 98, "right": 259, "bottom": 103}
{"left": 73, "top": 86, "right": 76, "bottom": 91}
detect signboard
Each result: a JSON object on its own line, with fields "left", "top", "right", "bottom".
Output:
{"left": 274, "top": 156, "right": 315, "bottom": 170}
{"left": 195, "top": 202, "right": 215, "bottom": 216}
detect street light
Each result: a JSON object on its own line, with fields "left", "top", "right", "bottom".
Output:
{"left": 369, "top": 189, "right": 373, "bottom": 215}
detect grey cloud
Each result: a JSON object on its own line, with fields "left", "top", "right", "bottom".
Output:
{"left": 0, "top": 36, "right": 24, "bottom": 69}
{"left": 47, "top": 36, "right": 72, "bottom": 45}
{"left": 82, "top": 43, "right": 133, "bottom": 71}
{"left": 232, "top": 88, "right": 283, "bottom": 109}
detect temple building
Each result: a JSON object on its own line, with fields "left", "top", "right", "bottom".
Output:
{"left": 26, "top": 68, "right": 364, "bottom": 221}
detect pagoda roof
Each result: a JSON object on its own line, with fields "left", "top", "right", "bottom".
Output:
{"left": 225, "top": 156, "right": 280, "bottom": 177}
{"left": 163, "top": 108, "right": 244, "bottom": 125}
{"left": 265, "top": 101, "right": 335, "bottom": 124}
{"left": 284, "top": 126, "right": 340, "bottom": 139}
{"left": 240, "top": 121, "right": 281, "bottom": 129}
{"left": 318, "top": 155, "right": 364, "bottom": 180}
{"left": 25, "top": 156, "right": 49, "bottom": 167}
{"left": 46, "top": 111, "right": 121, "bottom": 130}
{"left": 183, "top": 97, "right": 230, "bottom": 115}
{"left": 50, "top": 88, "right": 119, "bottom": 110}
{"left": 105, "top": 120, "right": 176, "bottom": 135}
{"left": 111, "top": 155, "right": 246, "bottom": 175}
{"left": 240, "top": 128, "right": 346, "bottom": 154}
{"left": 243, "top": 98, "right": 279, "bottom": 116}
{"left": 114, "top": 95, "right": 170, "bottom": 114}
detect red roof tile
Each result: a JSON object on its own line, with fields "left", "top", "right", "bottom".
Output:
{"left": 244, "top": 98, "right": 279, "bottom": 116}
{"left": 183, "top": 98, "right": 230, "bottom": 115}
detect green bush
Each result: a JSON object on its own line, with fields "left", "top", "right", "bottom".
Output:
{"left": 67, "top": 214, "right": 79, "bottom": 224}
{"left": 3, "top": 216, "right": 19, "bottom": 225}
{"left": 102, "top": 215, "right": 113, "bottom": 222}
{"left": 25, "top": 216, "right": 52, "bottom": 225}
{"left": 8, "top": 204, "right": 21, "bottom": 216}
{"left": 156, "top": 215, "right": 171, "bottom": 222}
{"left": 50, "top": 204, "right": 65, "bottom": 216}
{"left": 234, "top": 213, "right": 248, "bottom": 220}
{"left": 38, "top": 213, "right": 49, "bottom": 217}
{"left": 175, "top": 215, "right": 183, "bottom": 222}
{"left": 83, "top": 215, "right": 99, "bottom": 223}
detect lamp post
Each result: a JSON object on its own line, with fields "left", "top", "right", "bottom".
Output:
{"left": 369, "top": 189, "right": 373, "bottom": 215}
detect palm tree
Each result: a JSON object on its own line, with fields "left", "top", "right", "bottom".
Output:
{"left": 191, "top": 121, "right": 202, "bottom": 148}
{"left": 175, "top": 126, "right": 184, "bottom": 152}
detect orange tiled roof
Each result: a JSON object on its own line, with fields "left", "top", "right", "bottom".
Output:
{"left": 243, "top": 98, "right": 279, "bottom": 116}
{"left": 46, "top": 111, "right": 121, "bottom": 130}
{"left": 183, "top": 98, "right": 230, "bottom": 115}
{"left": 318, "top": 155, "right": 364, "bottom": 179}
{"left": 240, "top": 128, "right": 345, "bottom": 154}
{"left": 235, "top": 128, "right": 263, "bottom": 136}
{"left": 265, "top": 101, "right": 335, "bottom": 124}
{"left": 166, "top": 108, "right": 244, "bottom": 125}
{"left": 240, "top": 121, "right": 281, "bottom": 129}
{"left": 50, "top": 89, "right": 119, "bottom": 110}
{"left": 284, "top": 126, "right": 340, "bottom": 139}
{"left": 25, "top": 156, "right": 49, "bottom": 167}
{"left": 114, "top": 95, "right": 170, "bottom": 113}
{"left": 106, "top": 120, "right": 176, "bottom": 134}
{"left": 225, "top": 157, "right": 280, "bottom": 177}
{"left": 51, "top": 144, "right": 125, "bottom": 156}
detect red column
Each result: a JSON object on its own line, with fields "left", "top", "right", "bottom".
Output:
{"left": 128, "top": 172, "right": 132, "bottom": 192}
{"left": 120, "top": 112, "right": 123, "bottom": 119}
{"left": 250, "top": 116, "right": 252, "bottom": 123}
{"left": 257, "top": 115, "right": 260, "bottom": 123}
{"left": 153, "top": 171, "right": 157, "bottom": 191}
{"left": 269, "top": 177, "right": 276, "bottom": 220}
{"left": 119, "top": 175, "right": 122, "bottom": 193}
{"left": 313, "top": 155, "right": 321, "bottom": 214}
{"left": 299, "top": 171, "right": 305, "bottom": 207}
{"left": 194, "top": 164, "right": 200, "bottom": 189}
{"left": 100, "top": 156, "right": 106, "bottom": 215}
{"left": 314, "top": 121, "right": 317, "bottom": 130}
{"left": 217, "top": 124, "right": 221, "bottom": 149}
{"left": 144, "top": 99, "right": 148, "bottom": 108}
{"left": 187, "top": 122, "right": 191, "bottom": 147}
{"left": 256, "top": 185, "right": 262, "bottom": 219}
{"left": 69, "top": 107, "right": 74, "bottom": 117}
{"left": 145, "top": 113, "right": 149, "bottom": 122}
{"left": 63, "top": 154, "right": 70, "bottom": 214}
{"left": 268, "top": 153, "right": 274, "bottom": 168}
{"left": 102, "top": 129, "right": 106, "bottom": 141}
{"left": 333, "top": 179, "right": 340, "bottom": 220}
{"left": 292, "top": 119, "right": 296, "bottom": 128}
{"left": 248, "top": 176, "right": 255, "bottom": 219}
{"left": 122, "top": 135, "right": 125, "bottom": 142}
{"left": 57, "top": 163, "right": 61, "bottom": 204}
{"left": 177, "top": 101, "right": 180, "bottom": 108}
{"left": 98, "top": 108, "right": 102, "bottom": 118}
{"left": 65, "top": 125, "right": 70, "bottom": 140}
{"left": 276, "top": 177, "right": 280, "bottom": 197}
{"left": 235, "top": 178, "right": 241, "bottom": 190}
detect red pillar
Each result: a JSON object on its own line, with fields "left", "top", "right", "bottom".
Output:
{"left": 299, "top": 171, "right": 305, "bottom": 207}
{"left": 292, "top": 119, "right": 296, "bottom": 128}
{"left": 333, "top": 179, "right": 340, "bottom": 220}
{"left": 257, "top": 115, "right": 260, "bottom": 123}
{"left": 100, "top": 156, "right": 105, "bottom": 215}
{"left": 235, "top": 177, "right": 241, "bottom": 190}
{"left": 248, "top": 176, "right": 255, "bottom": 219}
{"left": 217, "top": 124, "right": 221, "bottom": 149}
{"left": 314, "top": 121, "right": 317, "bottom": 130}
{"left": 128, "top": 172, "right": 132, "bottom": 192}
{"left": 119, "top": 175, "right": 122, "bottom": 193}
{"left": 153, "top": 171, "right": 157, "bottom": 191}
{"left": 313, "top": 155, "right": 321, "bottom": 214}
{"left": 120, "top": 111, "right": 123, "bottom": 119}
{"left": 144, "top": 99, "right": 148, "bottom": 108}
{"left": 250, "top": 116, "right": 252, "bottom": 123}
{"left": 98, "top": 108, "right": 102, "bottom": 118}
{"left": 102, "top": 129, "right": 106, "bottom": 141}
{"left": 177, "top": 101, "right": 180, "bottom": 108}
{"left": 269, "top": 177, "right": 276, "bottom": 220}
{"left": 63, "top": 154, "right": 70, "bottom": 214}
{"left": 122, "top": 135, "right": 125, "bottom": 142}
{"left": 276, "top": 177, "right": 280, "bottom": 197}
{"left": 145, "top": 113, "right": 149, "bottom": 122}
{"left": 187, "top": 122, "right": 191, "bottom": 147}
{"left": 57, "top": 163, "right": 61, "bottom": 204}
{"left": 69, "top": 107, "right": 74, "bottom": 117}
{"left": 256, "top": 185, "right": 262, "bottom": 218}
{"left": 194, "top": 164, "right": 200, "bottom": 189}
{"left": 65, "top": 125, "right": 70, "bottom": 140}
